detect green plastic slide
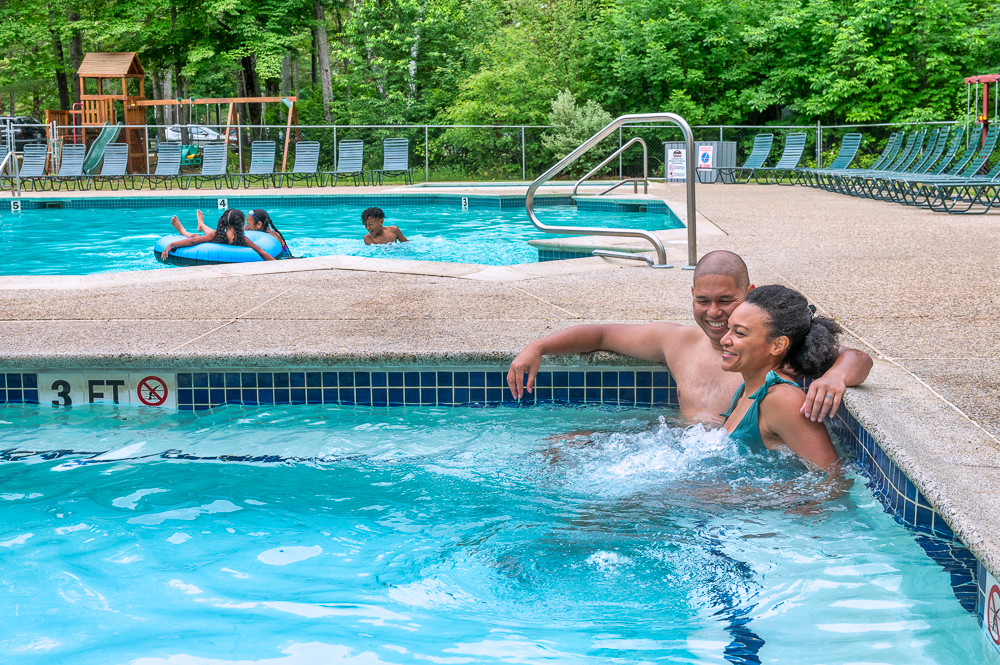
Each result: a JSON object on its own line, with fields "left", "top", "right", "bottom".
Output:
{"left": 82, "top": 122, "right": 124, "bottom": 175}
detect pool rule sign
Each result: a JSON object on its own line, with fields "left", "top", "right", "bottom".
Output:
{"left": 38, "top": 372, "right": 177, "bottom": 409}
{"left": 987, "top": 570, "right": 1000, "bottom": 656}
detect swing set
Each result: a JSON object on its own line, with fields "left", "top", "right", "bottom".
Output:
{"left": 965, "top": 73, "right": 1000, "bottom": 149}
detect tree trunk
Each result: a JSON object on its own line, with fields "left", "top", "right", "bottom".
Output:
{"left": 174, "top": 62, "right": 189, "bottom": 143}
{"left": 49, "top": 12, "right": 70, "bottom": 110}
{"left": 280, "top": 55, "right": 291, "bottom": 96}
{"left": 311, "top": 30, "right": 318, "bottom": 87}
{"left": 240, "top": 56, "right": 262, "bottom": 126}
{"left": 68, "top": 10, "right": 83, "bottom": 103}
{"left": 335, "top": 6, "right": 349, "bottom": 102}
{"left": 314, "top": 0, "right": 334, "bottom": 122}
{"left": 152, "top": 71, "right": 166, "bottom": 143}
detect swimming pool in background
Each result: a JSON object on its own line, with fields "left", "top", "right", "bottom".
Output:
{"left": 0, "top": 202, "right": 682, "bottom": 275}
{"left": 0, "top": 403, "right": 992, "bottom": 664}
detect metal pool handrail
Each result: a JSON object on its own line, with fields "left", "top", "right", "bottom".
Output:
{"left": 526, "top": 112, "right": 697, "bottom": 268}
{"left": 572, "top": 137, "right": 648, "bottom": 197}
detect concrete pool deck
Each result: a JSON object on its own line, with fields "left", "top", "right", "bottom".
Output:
{"left": 2, "top": 181, "right": 1000, "bottom": 588}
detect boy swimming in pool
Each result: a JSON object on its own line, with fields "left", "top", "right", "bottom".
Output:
{"left": 362, "top": 207, "right": 408, "bottom": 245}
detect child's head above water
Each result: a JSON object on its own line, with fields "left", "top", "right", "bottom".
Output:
{"left": 361, "top": 207, "right": 384, "bottom": 232}
{"left": 216, "top": 209, "right": 246, "bottom": 245}
{"left": 247, "top": 209, "right": 273, "bottom": 232}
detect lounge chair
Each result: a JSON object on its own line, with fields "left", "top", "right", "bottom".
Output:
{"left": 326, "top": 140, "right": 366, "bottom": 186}
{"left": 93, "top": 143, "right": 132, "bottom": 191}
{"left": 276, "top": 141, "right": 321, "bottom": 188}
{"left": 50, "top": 144, "right": 90, "bottom": 191}
{"left": 714, "top": 134, "right": 773, "bottom": 184}
{"left": 751, "top": 133, "right": 807, "bottom": 184}
{"left": 887, "top": 127, "right": 986, "bottom": 205}
{"left": 239, "top": 141, "right": 275, "bottom": 188}
{"left": 184, "top": 143, "right": 229, "bottom": 189}
{"left": 904, "top": 126, "right": 1000, "bottom": 211}
{"left": 926, "top": 158, "right": 1000, "bottom": 214}
{"left": 140, "top": 142, "right": 182, "bottom": 190}
{"left": 5, "top": 144, "right": 48, "bottom": 191}
{"left": 795, "top": 133, "right": 862, "bottom": 187}
{"left": 840, "top": 130, "right": 928, "bottom": 199}
{"left": 370, "top": 138, "right": 414, "bottom": 185}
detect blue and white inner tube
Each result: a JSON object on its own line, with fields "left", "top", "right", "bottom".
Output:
{"left": 153, "top": 231, "right": 283, "bottom": 266}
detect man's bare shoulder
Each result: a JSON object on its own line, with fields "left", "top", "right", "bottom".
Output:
{"left": 643, "top": 321, "right": 702, "bottom": 343}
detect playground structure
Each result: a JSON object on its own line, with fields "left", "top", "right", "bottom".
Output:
{"left": 965, "top": 73, "right": 1000, "bottom": 148}
{"left": 43, "top": 52, "right": 301, "bottom": 174}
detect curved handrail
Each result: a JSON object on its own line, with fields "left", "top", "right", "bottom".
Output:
{"left": 572, "top": 137, "right": 648, "bottom": 197}
{"left": 526, "top": 113, "right": 697, "bottom": 267}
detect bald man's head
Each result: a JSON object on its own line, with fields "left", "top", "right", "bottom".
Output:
{"left": 693, "top": 251, "right": 750, "bottom": 291}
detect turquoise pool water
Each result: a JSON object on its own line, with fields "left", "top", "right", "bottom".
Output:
{"left": 0, "top": 403, "right": 992, "bottom": 664}
{"left": 0, "top": 204, "right": 680, "bottom": 275}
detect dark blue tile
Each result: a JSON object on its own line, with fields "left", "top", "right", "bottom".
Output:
{"left": 23, "top": 390, "right": 37, "bottom": 403}
{"left": 242, "top": 388, "right": 257, "bottom": 404}
{"left": 356, "top": 389, "right": 372, "bottom": 405}
{"left": 569, "top": 387, "right": 585, "bottom": 403}
{"left": 274, "top": 373, "right": 290, "bottom": 388}
{"left": 603, "top": 388, "right": 618, "bottom": 402}
{"left": 388, "top": 388, "right": 404, "bottom": 406}
{"left": 487, "top": 373, "right": 503, "bottom": 388}
{"left": 194, "top": 405, "right": 210, "bottom": 411}
{"left": 536, "top": 388, "right": 552, "bottom": 403}
{"left": 224, "top": 389, "right": 240, "bottom": 404}
{"left": 290, "top": 388, "right": 306, "bottom": 404}
{"left": 915, "top": 506, "right": 933, "bottom": 528}
{"left": 487, "top": 388, "right": 502, "bottom": 404}
{"left": 553, "top": 387, "right": 568, "bottom": 402}
{"left": 437, "top": 372, "right": 453, "bottom": 387}
{"left": 353, "top": 372, "right": 370, "bottom": 388}
{"left": 274, "top": 389, "right": 290, "bottom": 404}
{"left": 371, "top": 372, "right": 387, "bottom": 388}
{"left": 470, "top": 388, "right": 485, "bottom": 403}
{"left": 454, "top": 388, "right": 469, "bottom": 404}
{"left": 210, "top": 373, "right": 224, "bottom": 388}
{"left": 619, "top": 371, "right": 635, "bottom": 387}
{"left": 338, "top": 388, "right": 354, "bottom": 405}
{"left": 636, "top": 372, "right": 652, "bottom": 387}
{"left": 470, "top": 372, "right": 486, "bottom": 387}
{"left": 569, "top": 372, "right": 585, "bottom": 387}
{"left": 389, "top": 372, "right": 404, "bottom": 387}
{"left": 653, "top": 388, "right": 669, "bottom": 405}
{"left": 306, "top": 388, "right": 321, "bottom": 404}
{"left": 535, "top": 372, "right": 552, "bottom": 388}
{"left": 454, "top": 372, "right": 469, "bottom": 387}
{"left": 422, "top": 372, "right": 437, "bottom": 387}
{"left": 583, "top": 388, "right": 599, "bottom": 402}
{"left": 5, "top": 389, "right": 20, "bottom": 402}
{"left": 905, "top": 478, "right": 917, "bottom": 503}
{"left": 193, "top": 373, "right": 208, "bottom": 388}
{"left": 421, "top": 388, "right": 436, "bottom": 404}
{"left": 226, "top": 373, "right": 241, "bottom": 388}
{"left": 619, "top": 388, "right": 635, "bottom": 404}
{"left": 323, "top": 372, "right": 338, "bottom": 387}
{"left": 339, "top": 372, "right": 354, "bottom": 387}
{"left": 902, "top": 500, "right": 915, "bottom": 525}
{"left": 653, "top": 372, "right": 670, "bottom": 387}
{"left": 372, "top": 388, "right": 388, "bottom": 406}
{"left": 437, "top": 388, "right": 453, "bottom": 403}
{"left": 553, "top": 371, "right": 568, "bottom": 387}
{"left": 586, "top": 372, "right": 601, "bottom": 387}
{"left": 306, "top": 372, "right": 322, "bottom": 387}
{"left": 636, "top": 388, "right": 652, "bottom": 404}
{"left": 290, "top": 373, "right": 305, "bottom": 388}
{"left": 248, "top": 372, "right": 264, "bottom": 387}
{"left": 178, "top": 389, "right": 192, "bottom": 404}
{"left": 405, "top": 388, "right": 420, "bottom": 404}
{"left": 0, "top": 374, "right": 5, "bottom": 388}
{"left": 323, "top": 388, "right": 338, "bottom": 403}
{"left": 602, "top": 372, "right": 618, "bottom": 387}
{"left": 193, "top": 388, "right": 209, "bottom": 404}
{"left": 23, "top": 375, "right": 37, "bottom": 389}
{"left": 405, "top": 372, "right": 420, "bottom": 387}
{"left": 179, "top": 404, "right": 193, "bottom": 411}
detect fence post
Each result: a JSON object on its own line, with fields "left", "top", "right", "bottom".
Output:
{"left": 333, "top": 126, "right": 337, "bottom": 171}
{"left": 719, "top": 126, "right": 723, "bottom": 142}
{"left": 144, "top": 125, "right": 150, "bottom": 175}
{"left": 619, "top": 127, "right": 622, "bottom": 179}
{"left": 425, "top": 126, "right": 430, "bottom": 182}
{"left": 816, "top": 121, "right": 822, "bottom": 169}
{"left": 521, "top": 126, "right": 525, "bottom": 181}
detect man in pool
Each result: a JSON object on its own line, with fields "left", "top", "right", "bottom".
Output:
{"left": 507, "top": 250, "right": 873, "bottom": 423}
{"left": 362, "top": 207, "right": 408, "bottom": 245}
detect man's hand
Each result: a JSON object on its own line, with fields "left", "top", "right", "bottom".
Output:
{"left": 507, "top": 344, "right": 542, "bottom": 399}
{"left": 801, "top": 374, "right": 846, "bottom": 421}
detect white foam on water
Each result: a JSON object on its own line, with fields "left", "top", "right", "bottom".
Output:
{"left": 387, "top": 578, "right": 472, "bottom": 609}
{"left": 816, "top": 620, "right": 931, "bottom": 633}
{"left": 585, "top": 551, "right": 634, "bottom": 572}
{"left": 257, "top": 545, "right": 323, "bottom": 566}
{"left": 168, "top": 580, "right": 203, "bottom": 595}
{"left": 55, "top": 523, "right": 89, "bottom": 535}
{"left": 128, "top": 500, "right": 242, "bottom": 525}
{"left": 167, "top": 533, "right": 191, "bottom": 544}
{"left": 0, "top": 532, "right": 33, "bottom": 547}
{"left": 113, "top": 488, "right": 169, "bottom": 510}
{"left": 831, "top": 600, "right": 911, "bottom": 610}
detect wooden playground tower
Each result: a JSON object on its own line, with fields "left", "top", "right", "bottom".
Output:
{"left": 45, "top": 52, "right": 301, "bottom": 172}
{"left": 965, "top": 73, "right": 1000, "bottom": 148}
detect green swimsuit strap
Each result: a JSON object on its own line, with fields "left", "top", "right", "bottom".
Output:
{"left": 722, "top": 371, "right": 800, "bottom": 451}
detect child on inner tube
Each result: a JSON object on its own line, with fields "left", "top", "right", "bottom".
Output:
{"left": 162, "top": 209, "right": 275, "bottom": 261}
{"left": 246, "top": 209, "right": 293, "bottom": 259}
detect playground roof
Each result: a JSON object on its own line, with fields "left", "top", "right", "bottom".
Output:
{"left": 78, "top": 53, "right": 145, "bottom": 79}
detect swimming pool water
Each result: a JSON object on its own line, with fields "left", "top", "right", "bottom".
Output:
{"left": 0, "top": 403, "right": 992, "bottom": 664}
{"left": 0, "top": 204, "right": 681, "bottom": 275}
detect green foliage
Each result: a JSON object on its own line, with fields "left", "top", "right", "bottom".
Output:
{"left": 541, "top": 89, "right": 612, "bottom": 158}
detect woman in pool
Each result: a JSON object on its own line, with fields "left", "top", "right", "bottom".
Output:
{"left": 246, "top": 209, "right": 293, "bottom": 259}
{"left": 719, "top": 284, "right": 841, "bottom": 470}
{"left": 161, "top": 208, "right": 275, "bottom": 261}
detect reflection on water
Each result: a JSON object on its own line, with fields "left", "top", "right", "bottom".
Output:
{"left": 0, "top": 404, "right": 991, "bottom": 664}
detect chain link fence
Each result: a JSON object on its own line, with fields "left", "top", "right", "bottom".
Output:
{"left": 0, "top": 118, "right": 975, "bottom": 190}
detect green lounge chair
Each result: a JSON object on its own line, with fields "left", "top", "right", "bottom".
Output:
{"left": 276, "top": 141, "right": 321, "bottom": 188}
{"left": 370, "top": 138, "right": 415, "bottom": 185}
{"left": 715, "top": 134, "right": 773, "bottom": 184}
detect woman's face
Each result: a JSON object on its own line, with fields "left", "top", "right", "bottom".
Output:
{"left": 720, "top": 303, "right": 787, "bottom": 373}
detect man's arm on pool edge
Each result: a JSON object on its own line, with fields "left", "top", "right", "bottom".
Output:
{"left": 800, "top": 345, "right": 874, "bottom": 422}
{"left": 507, "top": 323, "right": 683, "bottom": 399}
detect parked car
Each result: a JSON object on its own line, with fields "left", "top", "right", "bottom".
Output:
{"left": 164, "top": 125, "right": 238, "bottom": 146}
{"left": 0, "top": 116, "right": 46, "bottom": 151}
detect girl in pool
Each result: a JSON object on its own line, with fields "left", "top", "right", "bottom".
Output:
{"left": 246, "top": 209, "right": 293, "bottom": 259}
{"left": 161, "top": 208, "right": 275, "bottom": 261}
{"left": 719, "top": 284, "right": 841, "bottom": 469}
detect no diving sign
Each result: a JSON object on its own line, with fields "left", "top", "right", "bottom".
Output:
{"left": 985, "top": 570, "right": 1000, "bottom": 655}
{"left": 38, "top": 372, "right": 176, "bottom": 409}
{"left": 137, "top": 376, "right": 169, "bottom": 407}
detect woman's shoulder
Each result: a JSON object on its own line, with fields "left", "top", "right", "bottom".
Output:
{"left": 759, "top": 380, "right": 806, "bottom": 418}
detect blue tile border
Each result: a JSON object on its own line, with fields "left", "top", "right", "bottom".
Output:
{"left": 538, "top": 249, "right": 593, "bottom": 262}
{"left": 0, "top": 364, "right": 987, "bottom": 628}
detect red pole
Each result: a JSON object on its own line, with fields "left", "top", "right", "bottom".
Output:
{"left": 982, "top": 81, "right": 990, "bottom": 148}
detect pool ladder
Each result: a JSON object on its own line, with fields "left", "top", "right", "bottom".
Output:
{"left": 525, "top": 112, "right": 698, "bottom": 268}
